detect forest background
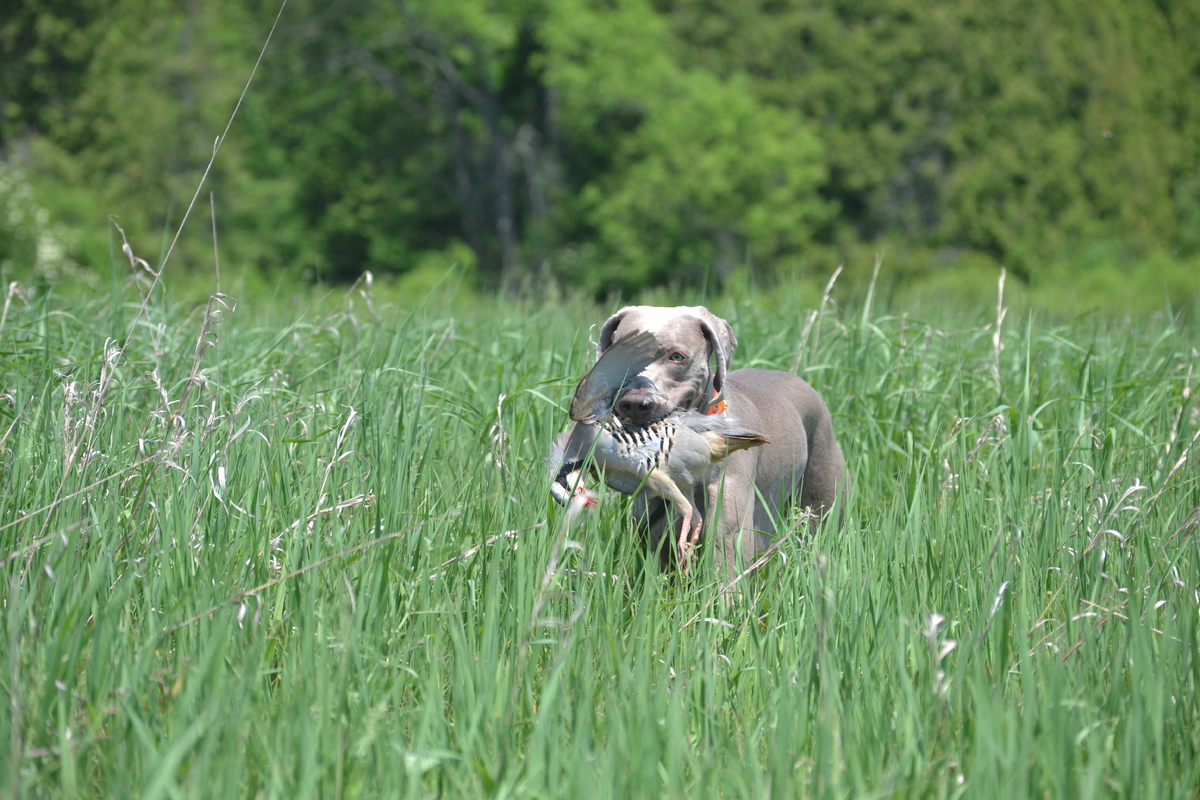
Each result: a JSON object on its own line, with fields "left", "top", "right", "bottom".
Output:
{"left": 2, "top": 0, "right": 1199, "bottom": 310}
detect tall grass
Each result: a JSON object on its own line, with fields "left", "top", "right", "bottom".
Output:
{"left": 1, "top": 268, "right": 1197, "bottom": 798}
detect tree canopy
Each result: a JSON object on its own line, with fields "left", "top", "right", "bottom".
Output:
{"left": 2, "top": 0, "right": 1198, "bottom": 295}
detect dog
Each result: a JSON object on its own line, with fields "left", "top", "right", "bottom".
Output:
{"left": 584, "top": 305, "right": 848, "bottom": 579}
{"left": 549, "top": 330, "right": 770, "bottom": 567}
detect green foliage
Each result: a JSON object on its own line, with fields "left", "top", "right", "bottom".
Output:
{"left": 247, "top": 0, "right": 547, "bottom": 281}
{"left": 544, "top": 0, "right": 830, "bottom": 292}
{"left": 581, "top": 77, "right": 827, "bottom": 292}
{"left": 0, "top": 0, "right": 106, "bottom": 143}
{"left": 3, "top": 0, "right": 297, "bottom": 278}
{"left": 661, "top": 0, "right": 1200, "bottom": 280}
{"left": 0, "top": 161, "right": 89, "bottom": 284}
{"left": 2, "top": 0, "right": 1199, "bottom": 297}
{"left": 1, "top": 276, "right": 1198, "bottom": 796}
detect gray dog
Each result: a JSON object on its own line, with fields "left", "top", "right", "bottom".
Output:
{"left": 570, "top": 305, "right": 848, "bottom": 579}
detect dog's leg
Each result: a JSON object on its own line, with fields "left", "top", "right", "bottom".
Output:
{"left": 709, "top": 448, "right": 762, "bottom": 584}
{"left": 799, "top": 406, "right": 849, "bottom": 526}
{"left": 701, "top": 479, "right": 723, "bottom": 550}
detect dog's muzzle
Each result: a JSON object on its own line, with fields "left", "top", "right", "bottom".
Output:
{"left": 615, "top": 375, "right": 673, "bottom": 426}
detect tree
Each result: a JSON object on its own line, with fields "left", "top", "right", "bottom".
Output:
{"left": 659, "top": 0, "right": 1200, "bottom": 278}
{"left": 8, "top": 0, "right": 1196, "bottom": 292}
{"left": 542, "top": 0, "right": 830, "bottom": 292}
{"left": 257, "top": 0, "right": 829, "bottom": 291}
{"left": 0, "top": 0, "right": 107, "bottom": 154}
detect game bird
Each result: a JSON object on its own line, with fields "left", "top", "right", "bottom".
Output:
{"left": 549, "top": 331, "right": 769, "bottom": 566}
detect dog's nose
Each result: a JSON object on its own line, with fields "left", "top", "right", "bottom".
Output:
{"left": 619, "top": 395, "right": 654, "bottom": 415}
{"left": 616, "top": 386, "right": 671, "bottom": 425}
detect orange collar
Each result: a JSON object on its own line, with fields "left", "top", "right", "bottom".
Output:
{"left": 706, "top": 391, "right": 727, "bottom": 416}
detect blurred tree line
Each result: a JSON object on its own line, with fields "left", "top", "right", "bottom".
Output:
{"left": 2, "top": 0, "right": 1198, "bottom": 296}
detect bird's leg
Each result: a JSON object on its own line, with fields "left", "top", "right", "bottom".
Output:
{"left": 646, "top": 472, "right": 695, "bottom": 571}
{"left": 675, "top": 503, "right": 695, "bottom": 572}
{"left": 680, "top": 511, "right": 703, "bottom": 570}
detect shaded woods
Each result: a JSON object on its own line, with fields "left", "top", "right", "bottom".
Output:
{"left": 3, "top": 0, "right": 1199, "bottom": 298}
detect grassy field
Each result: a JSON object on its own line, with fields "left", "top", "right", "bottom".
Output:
{"left": 1, "top": 268, "right": 1198, "bottom": 798}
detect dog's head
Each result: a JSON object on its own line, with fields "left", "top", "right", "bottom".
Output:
{"left": 596, "top": 305, "right": 737, "bottom": 425}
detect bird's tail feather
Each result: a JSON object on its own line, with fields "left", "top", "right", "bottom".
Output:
{"left": 707, "top": 430, "right": 769, "bottom": 460}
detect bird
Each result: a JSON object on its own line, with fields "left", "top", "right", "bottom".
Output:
{"left": 549, "top": 330, "right": 769, "bottom": 566}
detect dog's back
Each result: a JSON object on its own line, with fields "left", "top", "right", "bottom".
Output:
{"left": 724, "top": 368, "right": 846, "bottom": 527}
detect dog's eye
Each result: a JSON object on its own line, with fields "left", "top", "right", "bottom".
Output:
{"left": 668, "top": 352, "right": 686, "bottom": 363}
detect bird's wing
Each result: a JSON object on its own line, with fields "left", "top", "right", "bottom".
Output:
{"left": 570, "top": 330, "right": 661, "bottom": 423}
{"left": 677, "top": 412, "right": 766, "bottom": 440}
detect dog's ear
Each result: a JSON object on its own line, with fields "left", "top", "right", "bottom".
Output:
{"left": 595, "top": 308, "right": 630, "bottom": 360}
{"left": 697, "top": 311, "right": 737, "bottom": 410}
{"left": 709, "top": 313, "right": 737, "bottom": 363}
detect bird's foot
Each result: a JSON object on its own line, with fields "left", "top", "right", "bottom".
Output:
{"left": 677, "top": 517, "right": 702, "bottom": 572}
